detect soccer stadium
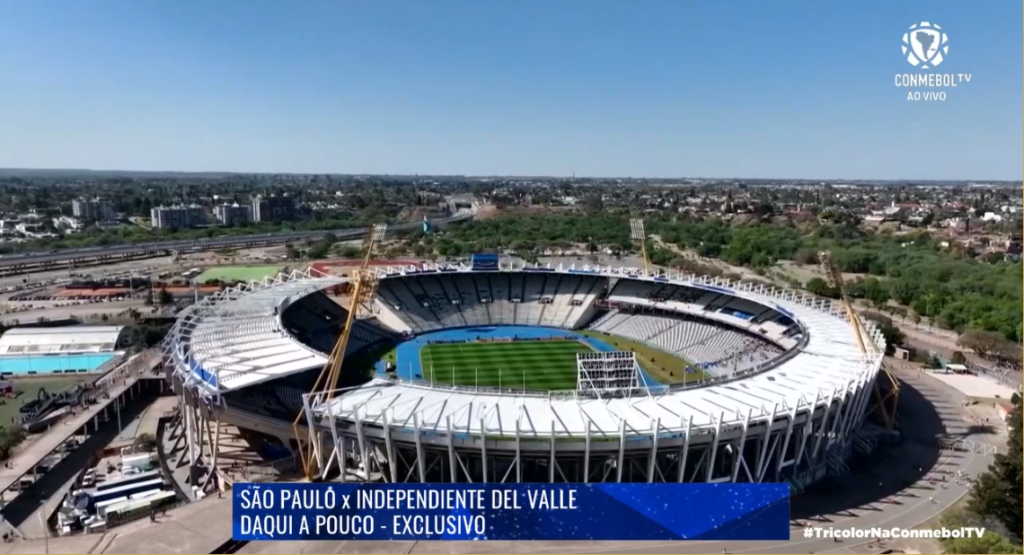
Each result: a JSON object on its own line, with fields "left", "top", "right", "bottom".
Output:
{"left": 165, "top": 250, "right": 889, "bottom": 490}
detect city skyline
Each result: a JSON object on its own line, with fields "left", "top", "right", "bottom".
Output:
{"left": 0, "top": 0, "right": 1021, "bottom": 180}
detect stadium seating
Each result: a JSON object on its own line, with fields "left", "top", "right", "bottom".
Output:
{"left": 374, "top": 272, "right": 786, "bottom": 378}
{"left": 375, "top": 272, "right": 602, "bottom": 332}
{"left": 222, "top": 370, "right": 315, "bottom": 421}
{"left": 376, "top": 277, "right": 444, "bottom": 333}
{"left": 588, "top": 308, "right": 781, "bottom": 376}
{"left": 280, "top": 291, "right": 395, "bottom": 357}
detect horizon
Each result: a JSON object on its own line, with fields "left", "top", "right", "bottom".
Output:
{"left": 1, "top": 1, "right": 1021, "bottom": 180}
{"left": 0, "top": 166, "right": 1022, "bottom": 183}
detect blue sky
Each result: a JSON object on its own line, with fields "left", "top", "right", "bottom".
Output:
{"left": 0, "top": 1, "right": 1020, "bottom": 179}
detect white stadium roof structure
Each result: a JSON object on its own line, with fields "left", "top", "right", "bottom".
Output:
{"left": 0, "top": 325, "right": 128, "bottom": 355}
{"left": 166, "top": 263, "right": 887, "bottom": 485}
{"left": 168, "top": 270, "right": 346, "bottom": 392}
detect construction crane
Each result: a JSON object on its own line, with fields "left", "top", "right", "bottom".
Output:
{"left": 294, "top": 223, "right": 387, "bottom": 480}
{"left": 818, "top": 251, "right": 900, "bottom": 431}
{"left": 630, "top": 218, "right": 651, "bottom": 275}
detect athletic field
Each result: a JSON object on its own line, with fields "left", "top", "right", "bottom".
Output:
{"left": 420, "top": 340, "right": 591, "bottom": 391}
{"left": 196, "top": 265, "right": 285, "bottom": 284}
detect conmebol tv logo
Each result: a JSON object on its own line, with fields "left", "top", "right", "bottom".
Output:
{"left": 903, "top": 22, "right": 948, "bottom": 69}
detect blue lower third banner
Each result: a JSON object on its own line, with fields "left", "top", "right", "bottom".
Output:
{"left": 233, "top": 483, "right": 790, "bottom": 541}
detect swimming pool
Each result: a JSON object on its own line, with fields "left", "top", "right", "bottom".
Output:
{"left": 0, "top": 353, "right": 117, "bottom": 375}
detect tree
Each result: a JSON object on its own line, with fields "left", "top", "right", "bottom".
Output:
{"left": 967, "top": 398, "right": 1022, "bottom": 541}
{"left": 284, "top": 244, "right": 299, "bottom": 260}
{"left": 959, "top": 330, "right": 1013, "bottom": 359}
{"left": 158, "top": 287, "right": 174, "bottom": 306}
{"left": 863, "top": 313, "right": 904, "bottom": 353}
{"left": 0, "top": 426, "right": 26, "bottom": 460}
{"left": 950, "top": 351, "right": 967, "bottom": 365}
{"left": 942, "top": 532, "right": 1023, "bottom": 554}
{"left": 336, "top": 245, "right": 361, "bottom": 259}
{"left": 805, "top": 277, "right": 837, "bottom": 298}
{"left": 134, "top": 432, "right": 157, "bottom": 452}
{"left": 307, "top": 240, "right": 331, "bottom": 260}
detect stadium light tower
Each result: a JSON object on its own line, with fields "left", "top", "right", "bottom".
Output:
{"left": 629, "top": 218, "right": 650, "bottom": 275}
{"left": 818, "top": 251, "right": 900, "bottom": 431}
{"left": 294, "top": 223, "right": 387, "bottom": 480}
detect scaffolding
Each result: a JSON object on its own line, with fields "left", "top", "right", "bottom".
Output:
{"left": 576, "top": 351, "right": 642, "bottom": 395}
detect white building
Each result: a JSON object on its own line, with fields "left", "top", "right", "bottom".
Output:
{"left": 72, "top": 198, "right": 117, "bottom": 222}
{"left": 151, "top": 204, "right": 207, "bottom": 229}
{"left": 214, "top": 203, "right": 252, "bottom": 226}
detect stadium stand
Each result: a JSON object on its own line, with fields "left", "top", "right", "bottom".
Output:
{"left": 600, "top": 279, "right": 789, "bottom": 376}
{"left": 280, "top": 291, "right": 395, "bottom": 356}
{"left": 376, "top": 273, "right": 603, "bottom": 332}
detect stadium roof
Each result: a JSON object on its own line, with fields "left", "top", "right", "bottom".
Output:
{"left": 0, "top": 325, "right": 127, "bottom": 355}
{"left": 171, "top": 271, "right": 346, "bottom": 391}
{"left": 169, "top": 265, "right": 885, "bottom": 436}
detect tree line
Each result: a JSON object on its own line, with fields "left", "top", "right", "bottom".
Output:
{"left": 430, "top": 214, "right": 1021, "bottom": 343}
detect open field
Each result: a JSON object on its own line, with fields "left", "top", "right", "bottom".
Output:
{"left": 421, "top": 340, "right": 590, "bottom": 391}
{"left": 579, "top": 330, "right": 709, "bottom": 384}
{"left": 196, "top": 265, "right": 285, "bottom": 283}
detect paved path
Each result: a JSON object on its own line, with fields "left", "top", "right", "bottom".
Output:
{"left": 85, "top": 363, "right": 998, "bottom": 555}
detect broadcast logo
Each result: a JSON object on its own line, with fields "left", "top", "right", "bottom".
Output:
{"left": 903, "top": 22, "right": 948, "bottom": 69}
{"left": 894, "top": 21, "right": 971, "bottom": 102}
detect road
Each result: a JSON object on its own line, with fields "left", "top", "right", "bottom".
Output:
{"left": 0, "top": 212, "right": 473, "bottom": 269}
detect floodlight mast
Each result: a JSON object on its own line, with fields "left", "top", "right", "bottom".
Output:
{"left": 818, "top": 251, "right": 900, "bottom": 431}
{"left": 630, "top": 218, "right": 650, "bottom": 275}
{"left": 294, "top": 223, "right": 387, "bottom": 480}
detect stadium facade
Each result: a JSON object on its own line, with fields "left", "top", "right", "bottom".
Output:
{"left": 164, "top": 261, "right": 886, "bottom": 490}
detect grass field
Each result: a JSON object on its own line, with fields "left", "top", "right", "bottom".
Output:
{"left": 578, "top": 330, "right": 709, "bottom": 385}
{"left": 0, "top": 377, "right": 86, "bottom": 429}
{"left": 196, "top": 265, "right": 285, "bottom": 284}
{"left": 421, "top": 340, "right": 591, "bottom": 391}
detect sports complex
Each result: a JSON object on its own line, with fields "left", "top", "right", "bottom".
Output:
{"left": 166, "top": 248, "right": 891, "bottom": 488}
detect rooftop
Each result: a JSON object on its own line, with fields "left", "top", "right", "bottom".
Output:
{"left": 0, "top": 326, "right": 127, "bottom": 355}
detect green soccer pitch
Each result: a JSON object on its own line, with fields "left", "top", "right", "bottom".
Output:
{"left": 420, "top": 340, "right": 591, "bottom": 391}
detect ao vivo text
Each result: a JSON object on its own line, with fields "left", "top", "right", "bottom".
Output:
{"left": 907, "top": 91, "right": 947, "bottom": 102}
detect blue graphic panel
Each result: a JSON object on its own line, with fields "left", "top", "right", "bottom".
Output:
{"left": 471, "top": 253, "right": 499, "bottom": 271}
{"left": 233, "top": 483, "right": 790, "bottom": 541}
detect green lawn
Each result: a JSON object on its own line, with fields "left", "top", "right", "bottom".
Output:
{"left": 578, "top": 330, "right": 709, "bottom": 385}
{"left": 420, "top": 340, "right": 591, "bottom": 391}
{"left": 0, "top": 377, "right": 87, "bottom": 431}
{"left": 196, "top": 265, "right": 285, "bottom": 284}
